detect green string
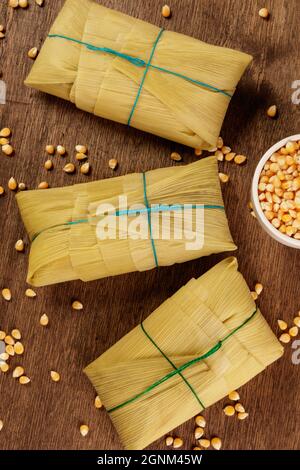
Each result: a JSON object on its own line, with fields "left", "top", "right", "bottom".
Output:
{"left": 107, "top": 309, "right": 257, "bottom": 413}
{"left": 141, "top": 323, "right": 205, "bottom": 409}
{"left": 47, "top": 33, "right": 233, "bottom": 114}
{"left": 142, "top": 173, "right": 159, "bottom": 268}
{"left": 127, "top": 28, "right": 165, "bottom": 126}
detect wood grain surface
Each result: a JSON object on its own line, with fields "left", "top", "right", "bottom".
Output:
{"left": 0, "top": 0, "right": 299, "bottom": 451}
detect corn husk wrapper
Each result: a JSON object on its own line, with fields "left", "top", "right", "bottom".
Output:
{"left": 16, "top": 157, "right": 235, "bottom": 287}
{"left": 25, "top": 0, "right": 252, "bottom": 149}
{"left": 85, "top": 257, "right": 283, "bottom": 450}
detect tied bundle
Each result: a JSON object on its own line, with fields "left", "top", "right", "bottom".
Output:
{"left": 85, "top": 258, "right": 283, "bottom": 450}
{"left": 16, "top": 157, "right": 235, "bottom": 287}
{"left": 25, "top": 0, "right": 252, "bottom": 149}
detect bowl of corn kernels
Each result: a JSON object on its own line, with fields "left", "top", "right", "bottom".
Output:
{"left": 251, "top": 134, "right": 300, "bottom": 249}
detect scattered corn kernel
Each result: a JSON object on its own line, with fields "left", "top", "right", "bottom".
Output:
{"left": 25, "top": 289, "right": 37, "bottom": 298}
{"left": 225, "top": 152, "right": 236, "bottom": 162}
{"left": 38, "top": 182, "right": 49, "bottom": 190}
{"left": 255, "top": 283, "right": 263, "bottom": 295}
{"left": 57, "top": 145, "right": 66, "bottom": 156}
{"left": 45, "top": 145, "right": 55, "bottom": 155}
{"left": 14, "top": 342, "right": 24, "bottom": 355}
{"left": 44, "top": 160, "right": 53, "bottom": 171}
{"left": 223, "top": 405, "right": 235, "bottom": 416}
{"left": 63, "top": 163, "right": 75, "bottom": 174}
{"left": 162, "top": 5, "right": 171, "bottom": 18}
{"left": 0, "top": 363, "right": 9, "bottom": 373}
{"left": 8, "top": 177, "right": 17, "bottom": 191}
{"left": 28, "top": 47, "right": 38, "bottom": 59}
{"left": 211, "top": 437, "right": 222, "bottom": 450}
{"left": 293, "top": 317, "right": 300, "bottom": 328}
{"left": 19, "top": 0, "right": 29, "bottom": 7}
{"left": 6, "top": 345, "right": 14, "bottom": 356}
{"left": 13, "top": 366, "right": 24, "bottom": 379}
{"left": 15, "top": 240, "right": 24, "bottom": 252}
{"left": 173, "top": 437, "right": 183, "bottom": 449}
{"left": 267, "top": 105, "right": 277, "bottom": 118}
{"left": 199, "top": 439, "right": 210, "bottom": 449}
{"left": 5, "top": 335, "right": 14, "bottom": 345}
{"left": 165, "top": 436, "right": 174, "bottom": 446}
{"left": 194, "top": 148, "right": 202, "bottom": 157}
{"left": 0, "top": 420, "right": 3, "bottom": 431}
{"left": 9, "top": 0, "right": 19, "bottom": 8}
{"left": 50, "top": 371, "right": 60, "bottom": 382}
{"left": 0, "top": 128, "right": 11, "bottom": 138}
{"left": 0, "top": 186, "right": 5, "bottom": 196}
{"left": 289, "top": 326, "right": 299, "bottom": 337}
{"left": 235, "top": 403, "right": 245, "bottom": 413}
{"left": 238, "top": 412, "right": 249, "bottom": 420}
{"left": 76, "top": 152, "right": 88, "bottom": 161}
{"left": 109, "top": 159, "right": 118, "bottom": 170}
{"left": 234, "top": 154, "right": 247, "bottom": 165}
{"left": 80, "top": 424, "right": 89, "bottom": 437}
{"left": 0, "top": 353, "right": 9, "bottom": 361}
{"left": 80, "top": 163, "right": 90, "bottom": 175}
{"left": 35, "top": 0, "right": 45, "bottom": 6}
{"left": 0, "top": 331, "right": 6, "bottom": 340}
{"left": 40, "top": 314, "right": 49, "bottom": 327}
{"left": 219, "top": 173, "right": 229, "bottom": 183}
{"left": 195, "top": 415, "right": 206, "bottom": 428}
{"left": 18, "top": 183, "right": 26, "bottom": 191}
{"left": 194, "top": 427, "right": 204, "bottom": 439}
{"left": 259, "top": 7, "right": 269, "bottom": 18}
{"left": 2, "top": 288, "right": 12, "bottom": 301}
{"left": 72, "top": 300, "right": 83, "bottom": 311}
{"left": 11, "top": 329, "right": 21, "bottom": 340}
{"left": 75, "top": 145, "right": 87, "bottom": 154}
{"left": 94, "top": 395, "right": 102, "bottom": 409}
{"left": 222, "top": 146, "right": 231, "bottom": 155}
{"left": 228, "top": 390, "right": 240, "bottom": 401}
{"left": 19, "top": 376, "right": 30, "bottom": 385}
{"left": 171, "top": 152, "right": 182, "bottom": 162}
{"left": 279, "top": 333, "right": 291, "bottom": 344}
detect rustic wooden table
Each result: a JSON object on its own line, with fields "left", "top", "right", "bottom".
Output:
{"left": 0, "top": 0, "right": 299, "bottom": 451}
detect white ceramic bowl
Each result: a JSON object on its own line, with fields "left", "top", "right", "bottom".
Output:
{"left": 251, "top": 134, "right": 300, "bottom": 249}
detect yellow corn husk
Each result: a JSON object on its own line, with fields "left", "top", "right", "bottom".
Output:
{"left": 84, "top": 257, "right": 283, "bottom": 450}
{"left": 16, "top": 157, "right": 235, "bottom": 287}
{"left": 25, "top": 0, "right": 252, "bottom": 149}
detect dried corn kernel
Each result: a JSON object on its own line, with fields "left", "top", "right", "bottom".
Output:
{"left": 13, "top": 366, "right": 24, "bottom": 379}
{"left": 72, "top": 301, "right": 83, "bottom": 311}
{"left": 14, "top": 342, "right": 24, "bottom": 355}
{"left": 162, "top": 5, "right": 171, "bottom": 18}
{"left": 50, "top": 371, "right": 60, "bottom": 382}
{"left": 289, "top": 326, "right": 299, "bottom": 337}
{"left": 194, "top": 427, "right": 204, "bottom": 439}
{"left": 199, "top": 439, "right": 210, "bottom": 449}
{"left": 25, "top": 289, "right": 37, "bottom": 298}
{"left": 94, "top": 396, "right": 102, "bottom": 409}
{"left": 238, "top": 412, "right": 249, "bottom": 420}
{"left": 223, "top": 405, "right": 235, "bottom": 416}
{"left": 211, "top": 437, "right": 222, "bottom": 450}
{"left": 2, "top": 288, "right": 12, "bottom": 301}
{"left": 80, "top": 424, "right": 89, "bottom": 437}
{"left": 279, "top": 333, "right": 291, "bottom": 344}
{"left": 19, "top": 376, "right": 30, "bottom": 385}
{"left": 11, "top": 329, "right": 21, "bottom": 340}
{"left": 195, "top": 415, "right": 206, "bottom": 427}
{"left": 165, "top": 436, "right": 174, "bottom": 446}
{"left": 228, "top": 390, "right": 240, "bottom": 401}
{"left": 40, "top": 314, "right": 49, "bottom": 327}
{"left": 173, "top": 437, "right": 183, "bottom": 449}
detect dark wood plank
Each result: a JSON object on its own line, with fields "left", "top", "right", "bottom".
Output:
{"left": 0, "top": 0, "right": 299, "bottom": 451}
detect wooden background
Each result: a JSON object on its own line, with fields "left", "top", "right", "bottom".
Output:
{"left": 0, "top": 0, "right": 299, "bottom": 451}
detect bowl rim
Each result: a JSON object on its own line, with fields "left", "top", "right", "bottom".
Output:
{"left": 251, "top": 134, "right": 300, "bottom": 249}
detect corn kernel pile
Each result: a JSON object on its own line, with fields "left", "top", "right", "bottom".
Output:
{"left": 258, "top": 140, "right": 300, "bottom": 240}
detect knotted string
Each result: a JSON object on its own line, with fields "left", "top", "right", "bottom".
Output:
{"left": 48, "top": 30, "right": 232, "bottom": 127}
{"left": 31, "top": 171, "right": 225, "bottom": 271}
{"left": 107, "top": 309, "right": 257, "bottom": 413}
